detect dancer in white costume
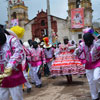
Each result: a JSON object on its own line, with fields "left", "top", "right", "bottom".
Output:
{"left": 0, "top": 25, "right": 26, "bottom": 100}
{"left": 75, "top": 28, "right": 100, "bottom": 100}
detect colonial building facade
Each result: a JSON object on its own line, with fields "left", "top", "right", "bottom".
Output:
{"left": 31, "top": 10, "right": 57, "bottom": 41}
{"left": 7, "top": 0, "right": 93, "bottom": 43}
{"left": 24, "top": 10, "right": 69, "bottom": 43}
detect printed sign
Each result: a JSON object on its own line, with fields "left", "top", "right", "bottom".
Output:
{"left": 71, "top": 8, "right": 84, "bottom": 28}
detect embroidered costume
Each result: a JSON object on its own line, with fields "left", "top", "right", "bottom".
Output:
{"left": 43, "top": 37, "right": 55, "bottom": 76}
{"left": 29, "top": 41, "right": 45, "bottom": 87}
{"left": 76, "top": 28, "right": 100, "bottom": 100}
{"left": 50, "top": 43, "right": 85, "bottom": 76}
{"left": 0, "top": 25, "right": 26, "bottom": 100}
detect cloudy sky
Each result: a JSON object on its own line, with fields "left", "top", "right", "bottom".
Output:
{"left": 0, "top": 0, "right": 100, "bottom": 25}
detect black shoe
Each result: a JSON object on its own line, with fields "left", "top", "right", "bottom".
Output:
{"left": 30, "top": 82, "right": 35, "bottom": 85}
{"left": 36, "top": 84, "right": 42, "bottom": 88}
{"left": 27, "top": 88, "right": 31, "bottom": 93}
{"left": 78, "top": 75, "right": 82, "bottom": 78}
{"left": 52, "top": 76, "right": 56, "bottom": 79}
{"left": 45, "top": 74, "right": 49, "bottom": 77}
{"left": 23, "top": 89, "right": 25, "bottom": 92}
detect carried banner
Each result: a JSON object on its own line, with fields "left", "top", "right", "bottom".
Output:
{"left": 71, "top": 8, "right": 84, "bottom": 28}
{"left": 11, "top": 19, "right": 19, "bottom": 27}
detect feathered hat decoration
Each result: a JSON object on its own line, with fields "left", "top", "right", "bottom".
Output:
{"left": 83, "top": 27, "right": 100, "bottom": 37}
{"left": 83, "top": 27, "right": 94, "bottom": 34}
{"left": 10, "top": 26, "right": 25, "bottom": 39}
{"left": 43, "top": 37, "right": 49, "bottom": 46}
{"left": 43, "top": 37, "right": 52, "bottom": 48}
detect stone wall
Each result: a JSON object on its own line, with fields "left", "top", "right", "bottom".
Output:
{"left": 53, "top": 17, "right": 70, "bottom": 43}
{"left": 22, "top": 20, "right": 34, "bottom": 42}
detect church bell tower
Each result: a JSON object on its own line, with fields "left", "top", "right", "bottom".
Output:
{"left": 67, "top": 0, "right": 93, "bottom": 42}
{"left": 81, "top": 0, "right": 93, "bottom": 26}
{"left": 8, "top": 0, "right": 29, "bottom": 27}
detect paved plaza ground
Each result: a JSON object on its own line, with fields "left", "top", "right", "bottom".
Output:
{"left": 24, "top": 75, "right": 91, "bottom": 100}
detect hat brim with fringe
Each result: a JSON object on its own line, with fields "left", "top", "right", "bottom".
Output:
{"left": 40, "top": 42, "right": 44, "bottom": 46}
{"left": 23, "top": 42, "right": 30, "bottom": 48}
{"left": 43, "top": 44, "right": 52, "bottom": 48}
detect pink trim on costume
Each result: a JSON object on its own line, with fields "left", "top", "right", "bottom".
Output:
{"left": 89, "top": 52, "right": 92, "bottom": 63}
{"left": 6, "top": 51, "right": 12, "bottom": 58}
{"left": 46, "top": 58, "right": 52, "bottom": 63}
{"left": 12, "top": 47, "right": 15, "bottom": 50}
{"left": 79, "top": 45, "right": 86, "bottom": 64}
{"left": 1, "top": 35, "right": 26, "bottom": 88}
{"left": 0, "top": 64, "right": 4, "bottom": 72}
{"left": 83, "top": 45, "right": 100, "bottom": 69}
{"left": 31, "top": 61, "right": 42, "bottom": 67}
{"left": 10, "top": 61, "right": 16, "bottom": 65}
{"left": 89, "top": 47, "right": 92, "bottom": 63}
{"left": 2, "top": 64, "right": 26, "bottom": 88}
{"left": 97, "top": 47, "right": 100, "bottom": 50}
{"left": 85, "top": 60, "right": 100, "bottom": 69}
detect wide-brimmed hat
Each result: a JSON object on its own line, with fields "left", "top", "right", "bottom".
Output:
{"left": 34, "top": 38, "right": 40, "bottom": 43}
{"left": 43, "top": 43, "right": 52, "bottom": 48}
{"left": 23, "top": 42, "right": 30, "bottom": 48}
{"left": 40, "top": 42, "right": 44, "bottom": 46}
{"left": 43, "top": 37, "right": 52, "bottom": 48}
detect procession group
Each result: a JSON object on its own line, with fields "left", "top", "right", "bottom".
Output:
{"left": 0, "top": 25, "right": 100, "bottom": 100}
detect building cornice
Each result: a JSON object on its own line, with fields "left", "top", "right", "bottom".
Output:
{"left": 11, "top": 5, "right": 28, "bottom": 10}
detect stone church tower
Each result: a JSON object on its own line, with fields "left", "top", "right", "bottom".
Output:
{"left": 67, "top": 0, "right": 93, "bottom": 42}
{"left": 81, "top": 0, "right": 93, "bottom": 26}
{"left": 8, "top": 0, "right": 29, "bottom": 27}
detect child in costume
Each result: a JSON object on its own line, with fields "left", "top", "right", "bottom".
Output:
{"left": 27, "top": 40, "right": 36, "bottom": 84}
{"left": 69, "top": 40, "right": 76, "bottom": 53}
{"left": 22, "top": 42, "right": 32, "bottom": 93}
{"left": 0, "top": 25, "right": 26, "bottom": 100}
{"left": 30, "top": 41, "right": 46, "bottom": 88}
{"left": 43, "top": 37, "right": 55, "bottom": 76}
{"left": 54, "top": 42, "right": 61, "bottom": 58}
{"left": 75, "top": 27, "right": 100, "bottom": 100}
